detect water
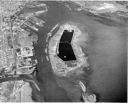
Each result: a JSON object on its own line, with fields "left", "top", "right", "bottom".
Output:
{"left": 32, "top": 1, "right": 127, "bottom": 102}
{"left": 33, "top": 1, "right": 72, "bottom": 101}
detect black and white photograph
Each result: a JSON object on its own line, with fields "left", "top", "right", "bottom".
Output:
{"left": 0, "top": 0, "right": 127, "bottom": 102}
